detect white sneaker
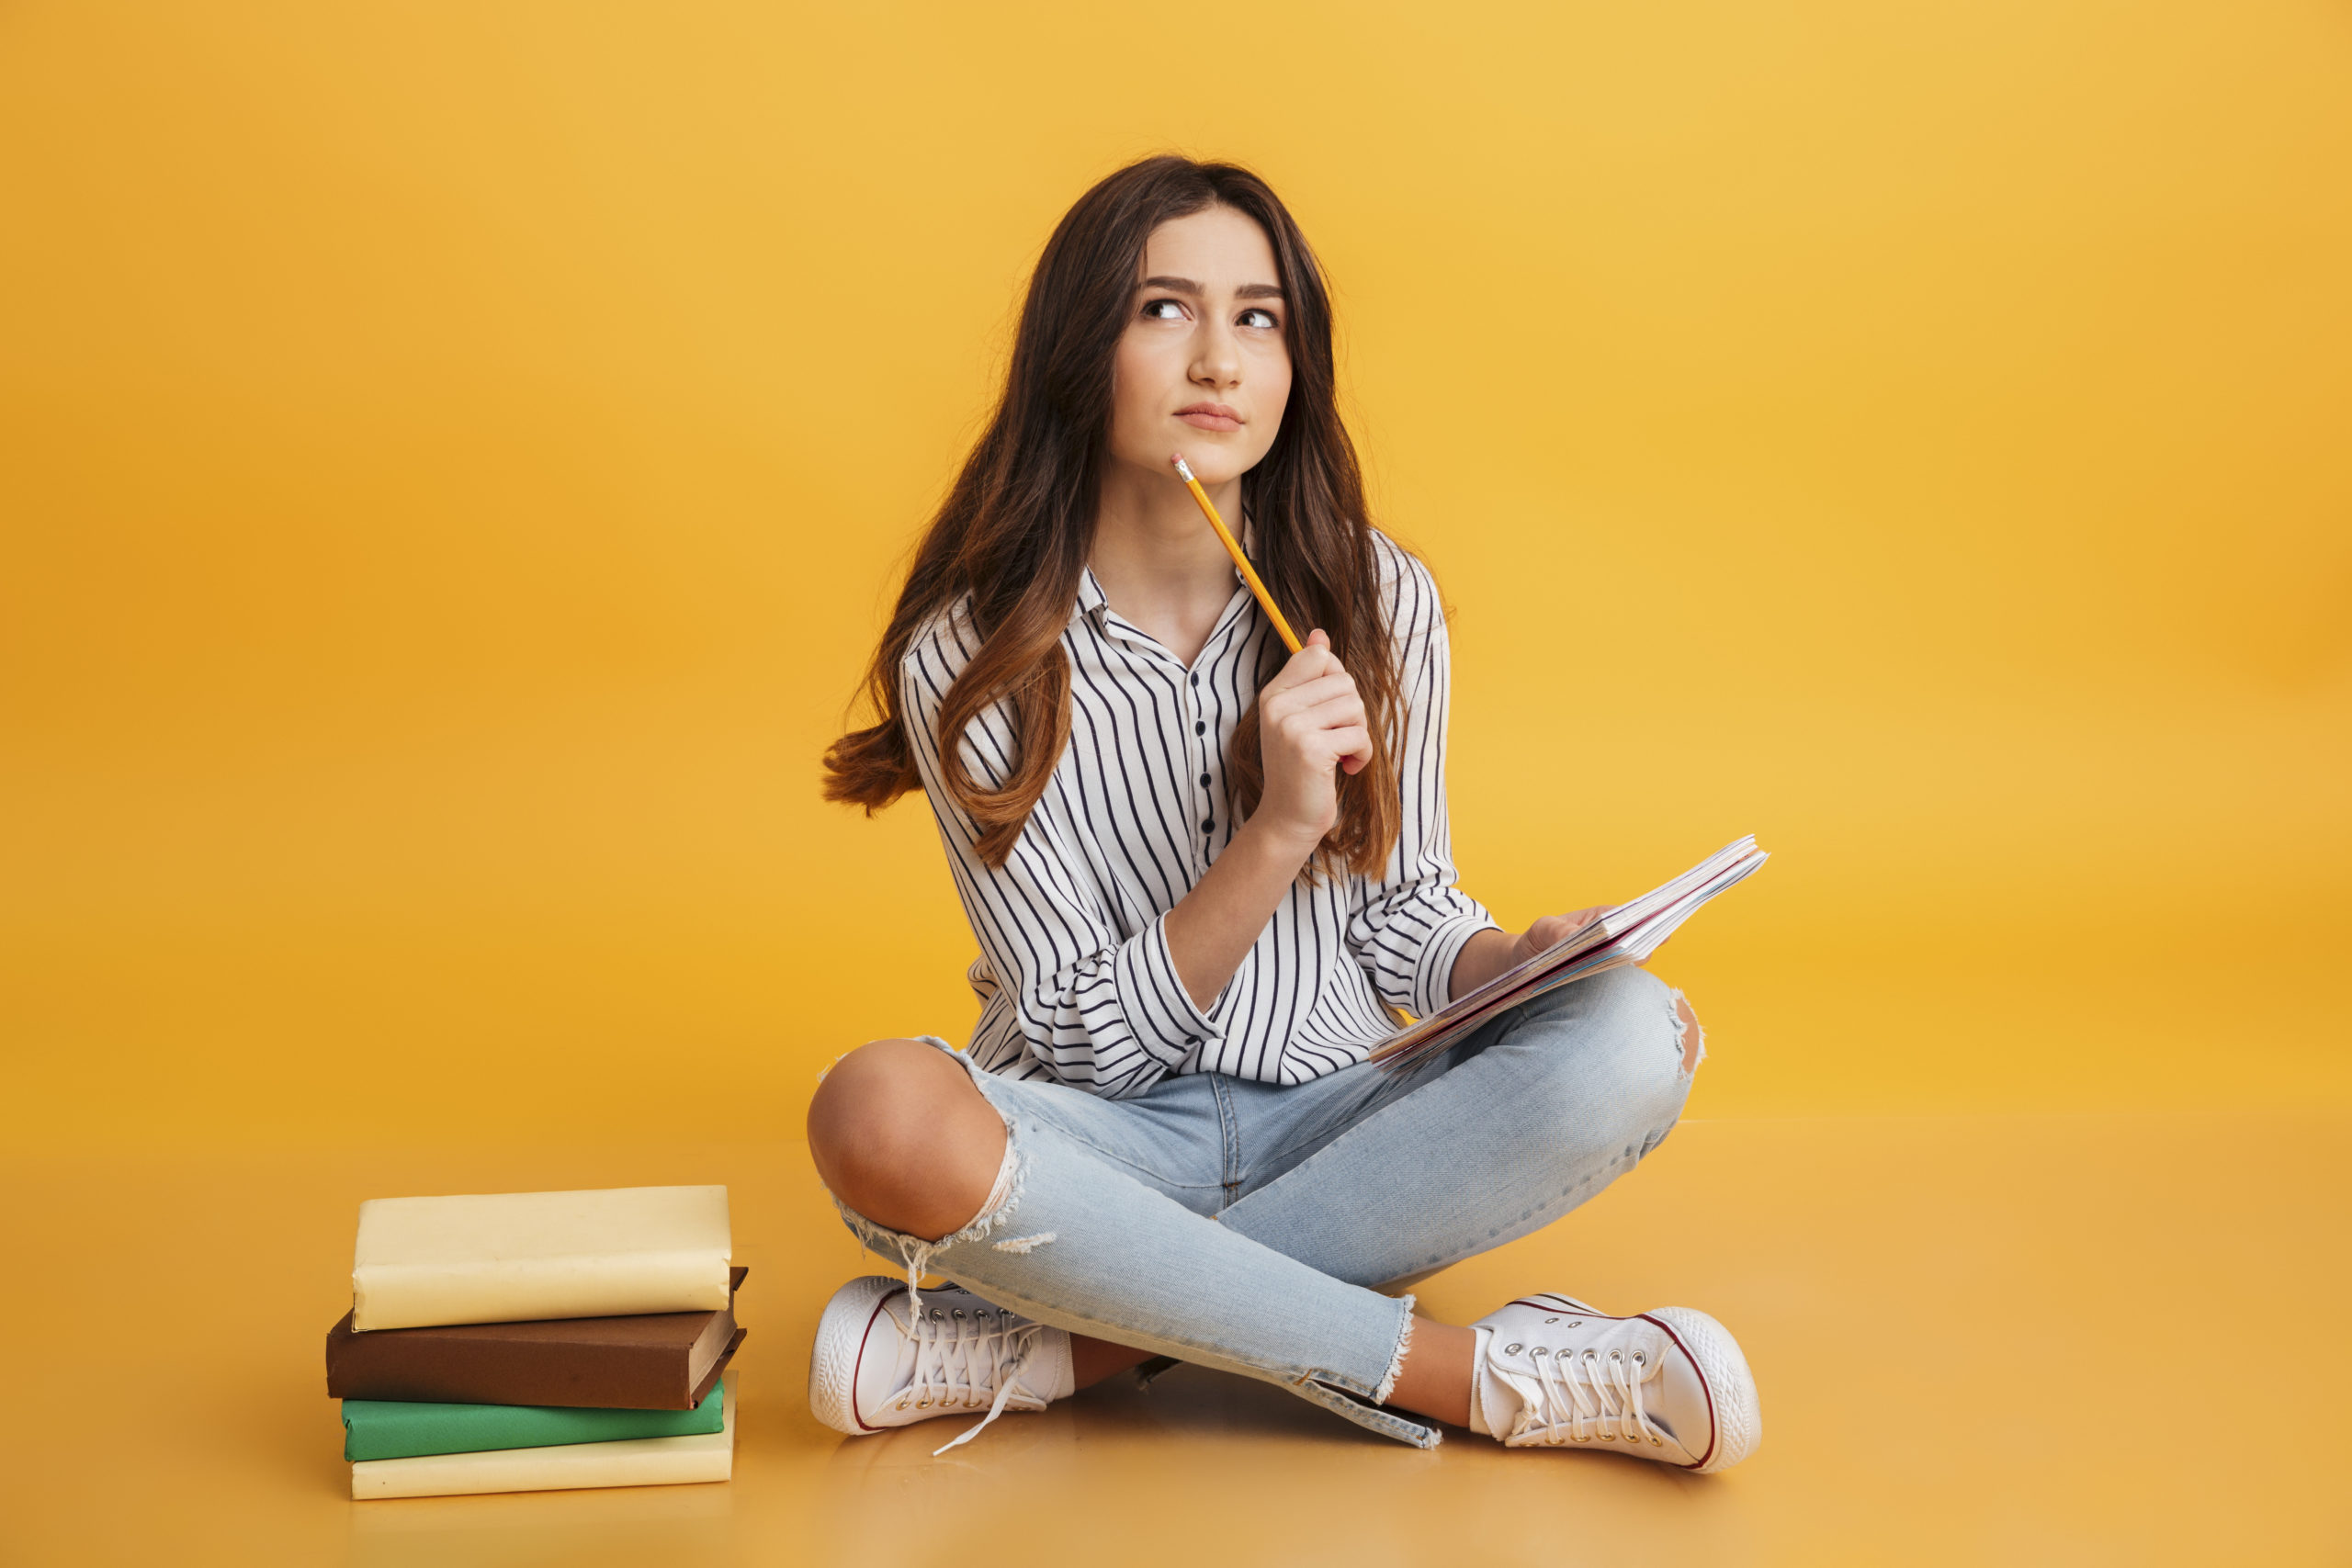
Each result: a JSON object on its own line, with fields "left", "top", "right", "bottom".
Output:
{"left": 1470, "top": 1292, "right": 1761, "bottom": 1472}
{"left": 808, "top": 1276, "right": 1074, "bottom": 1454}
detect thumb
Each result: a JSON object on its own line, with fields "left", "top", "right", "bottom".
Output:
{"left": 1306, "top": 628, "right": 1329, "bottom": 649}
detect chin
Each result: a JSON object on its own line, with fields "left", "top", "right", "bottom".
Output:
{"left": 1171, "top": 446, "right": 1261, "bottom": 486}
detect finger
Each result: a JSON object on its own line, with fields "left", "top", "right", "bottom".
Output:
{"left": 1269, "top": 700, "right": 1368, "bottom": 761}
{"left": 1315, "top": 726, "right": 1372, "bottom": 770}
{"left": 1292, "top": 696, "right": 1369, "bottom": 739}
{"left": 1531, "top": 912, "right": 1595, "bottom": 948}
{"left": 1273, "top": 675, "right": 1363, "bottom": 717}
{"left": 1270, "top": 632, "right": 1344, "bottom": 686}
{"left": 1261, "top": 677, "right": 1362, "bottom": 730}
{"left": 1263, "top": 643, "right": 1341, "bottom": 696}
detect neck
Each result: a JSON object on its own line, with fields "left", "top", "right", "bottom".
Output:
{"left": 1088, "top": 457, "right": 1246, "bottom": 665}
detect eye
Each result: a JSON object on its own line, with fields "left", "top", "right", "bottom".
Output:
{"left": 1141, "top": 298, "right": 1187, "bottom": 321}
{"left": 1238, "top": 308, "right": 1279, "bottom": 330}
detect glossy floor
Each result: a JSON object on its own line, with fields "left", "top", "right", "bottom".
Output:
{"left": 3, "top": 1112, "right": 2344, "bottom": 1566}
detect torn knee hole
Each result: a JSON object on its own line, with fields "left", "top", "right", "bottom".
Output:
{"left": 844, "top": 1130, "right": 1026, "bottom": 1317}
{"left": 1671, "top": 993, "right": 1705, "bottom": 1074}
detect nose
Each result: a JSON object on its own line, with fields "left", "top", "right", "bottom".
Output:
{"left": 1190, "top": 311, "right": 1241, "bottom": 389}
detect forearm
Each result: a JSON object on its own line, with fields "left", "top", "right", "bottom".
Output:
{"left": 1163, "top": 817, "right": 1321, "bottom": 1011}
{"left": 1164, "top": 626, "right": 1371, "bottom": 1013}
{"left": 1445, "top": 926, "right": 1520, "bottom": 1003}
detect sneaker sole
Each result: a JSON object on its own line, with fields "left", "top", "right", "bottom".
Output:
{"left": 1646, "top": 1305, "right": 1763, "bottom": 1473}
{"left": 808, "top": 1275, "right": 905, "bottom": 1437}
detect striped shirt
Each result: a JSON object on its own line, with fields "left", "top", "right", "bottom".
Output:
{"left": 902, "top": 533, "right": 1497, "bottom": 1100}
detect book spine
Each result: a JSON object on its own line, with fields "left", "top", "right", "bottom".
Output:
{"left": 350, "top": 1438, "right": 733, "bottom": 1500}
{"left": 351, "top": 1249, "right": 730, "bottom": 1332}
{"left": 343, "top": 1383, "right": 723, "bottom": 1461}
{"left": 350, "top": 1378, "right": 735, "bottom": 1499}
{"left": 329, "top": 1336, "right": 683, "bottom": 1410}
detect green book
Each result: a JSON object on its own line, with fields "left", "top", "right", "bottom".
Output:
{"left": 342, "top": 1378, "right": 724, "bottom": 1461}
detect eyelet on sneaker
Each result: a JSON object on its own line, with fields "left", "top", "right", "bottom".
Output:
{"left": 953, "top": 1308, "right": 966, "bottom": 1318}
{"left": 1532, "top": 1347, "right": 1549, "bottom": 1358}
{"left": 1650, "top": 1435, "right": 1665, "bottom": 1446}
{"left": 1609, "top": 1350, "right": 1621, "bottom": 1361}
{"left": 1544, "top": 1316, "right": 1559, "bottom": 1324}
{"left": 1633, "top": 1351, "right": 1645, "bottom": 1365}
{"left": 1504, "top": 1343, "right": 1523, "bottom": 1355}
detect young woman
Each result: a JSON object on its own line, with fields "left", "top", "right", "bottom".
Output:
{"left": 804, "top": 156, "right": 1760, "bottom": 1469}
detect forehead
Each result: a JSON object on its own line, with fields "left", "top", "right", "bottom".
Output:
{"left": 1139, "top": 206, "right": 1279, "bottom": 286}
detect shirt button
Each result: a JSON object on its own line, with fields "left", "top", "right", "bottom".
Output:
{"left": 1199, "top": 773, "right": 1211, "bottom": 786}
{"left": 1202, "top": 818, "right": 1215, "bottom": 832}
{"left": 1189, "top": 672, "right": 1200, "bottom": 687}
{"left": 1194, "top": 721, "right": 1207, "bottom": 735}
{"left": 1185, "top": 1036, "right": 1201, "bottom": 1046}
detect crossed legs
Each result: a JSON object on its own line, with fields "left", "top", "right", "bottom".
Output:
{"left": 807, "top": 970, "right": 1702, "bottom": 1430}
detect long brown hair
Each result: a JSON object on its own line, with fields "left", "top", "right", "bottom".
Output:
{"left": 823, "top": 154, "right": 1406, "bottom": 876}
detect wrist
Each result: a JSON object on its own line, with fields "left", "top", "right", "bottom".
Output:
{"left": 1447, "top": 926, "right": 1520, "bottom": 1003}
{"left": 1237, "top": 810, "right": 1327, "bottom": 866}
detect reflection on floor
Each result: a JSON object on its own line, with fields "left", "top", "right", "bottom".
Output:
{"left": 2, "top": 1112, "right": 2344, "bottom": 1566}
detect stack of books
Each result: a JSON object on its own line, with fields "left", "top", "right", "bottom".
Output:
{"left": 324, "top": 1185, "right": 745, "bottom": 1501}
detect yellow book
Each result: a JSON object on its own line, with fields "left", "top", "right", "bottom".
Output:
{"left": 352, "top": 1185, "right": 731, "bottom": 1331}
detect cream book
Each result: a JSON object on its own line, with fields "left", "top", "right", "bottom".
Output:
{"left": 351, "top": 1373, "right": 736, "bottom": 1499}
{"left": 352, "top": 1185, "right": 732, "bottom": 1332}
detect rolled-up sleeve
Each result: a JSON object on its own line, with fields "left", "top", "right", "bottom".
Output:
{"left": 901, "top": 629, "right": 1220, "bottom": 1099}
{"left": 1345, "top": 551, "right": 1499, "bottom": 1019}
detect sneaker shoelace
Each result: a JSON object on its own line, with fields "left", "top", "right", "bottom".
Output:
{"left": 1494, "top": 1342, "right": 1670, "bottom": 1450}
{"left": 888, "top": 1301, "right": 1048, "bottom": 1456}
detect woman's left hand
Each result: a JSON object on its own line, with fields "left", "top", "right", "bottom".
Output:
{"left": 1447, "top": 906, "right": 1620, "bottom": 1003}
{"left": 1504, "top": 907, "right": 1611, "bottom": 969}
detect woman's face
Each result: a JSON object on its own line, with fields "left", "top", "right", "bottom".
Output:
{"left": 1106, "top": 205, "right": 1293, "bottom": 490}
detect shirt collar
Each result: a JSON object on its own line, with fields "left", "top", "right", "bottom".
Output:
{"left": 1073, "top": 566, "right": 1110, "bottom": 625}
{"left": 1073, "top": 561, "right": 1264, "bottom": 662}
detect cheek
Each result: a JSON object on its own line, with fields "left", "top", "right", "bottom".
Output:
{"left": 1110, "top": 339, "right": 1164, "bottom": 430}
{"left": 1255, "top": 356, "right": 1295, "bottom": 445}
{"left": 1104, "top": 341, "right": 1170, "bottom": 465}
{"left": 1110, "top": 345, "right": 1148, "bottom": 430}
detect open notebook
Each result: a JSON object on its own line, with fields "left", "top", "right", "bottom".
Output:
{"left": 1369, "top": 836, "right": 1770, "bottom": 1074}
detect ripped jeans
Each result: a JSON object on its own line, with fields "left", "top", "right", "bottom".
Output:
{"left": 831, "top": 964, "right": 1700, "bottom": 1450}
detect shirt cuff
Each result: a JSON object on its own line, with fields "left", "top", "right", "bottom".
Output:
{"left": 1411, "top": 906, "right": 1503, "bottom": 1019}
{"left": 1113, "top": 912, "right": 1224, "bottom": 1069}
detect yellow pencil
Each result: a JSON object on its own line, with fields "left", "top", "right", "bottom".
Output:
{"left": 1170, "top": 454, "right": 1304, "bottom": 654}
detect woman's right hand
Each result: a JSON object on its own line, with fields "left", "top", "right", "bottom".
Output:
{"left": 1250, "top": 628, "right": 1372, "bottom": 852}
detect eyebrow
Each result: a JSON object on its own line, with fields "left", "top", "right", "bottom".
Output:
{"left": 1139, "top": 275, "right": 1286, "bottom": 302}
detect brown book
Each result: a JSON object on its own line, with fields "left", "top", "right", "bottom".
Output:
{"left": 327, "top": 1267, "right": 746, "bottom": 1410}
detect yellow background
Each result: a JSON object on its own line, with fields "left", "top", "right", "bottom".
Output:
{"left": 5, "top": 0, "right": 2347, "bottom": 1148}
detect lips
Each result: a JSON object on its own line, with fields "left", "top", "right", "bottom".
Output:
{"left": 1176, "top": 402, "right": 1243, "bottom": 433}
